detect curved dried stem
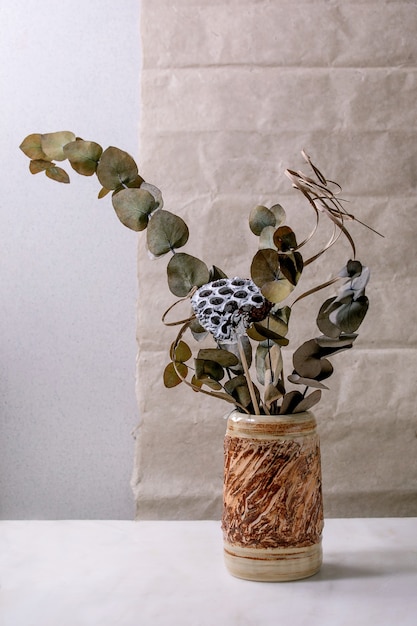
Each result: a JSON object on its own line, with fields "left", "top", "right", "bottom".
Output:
{"left": 162, "top": 288, "right": 197, "bottom": 326}
{"left": 291, "top": 275, "right": 342, "bottom": 306}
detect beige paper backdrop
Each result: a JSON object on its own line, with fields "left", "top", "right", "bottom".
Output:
{"left": 132, "top": 0, "right": 417, "bottom": 519}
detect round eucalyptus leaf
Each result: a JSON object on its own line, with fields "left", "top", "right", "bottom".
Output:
{"left": 251, "top": 249, "right": 281, "bottom": 286}
{"left": 247, "top": 323, "right": 289, "bottom": 345}
{"left": 224, "top": 375, "right": 252, "bottom": 408}
{"left": 269, "top": 203, "right": 286, "bottom": 225}
{"left": 330, "top": 295, "right": 369, "bottom": 333}
{"left": 112, "top": 187, "right": 157, "bottom": 231}
{"left": 45, "top": 166, "right": 70, "bottom": 184}
{"left": 261, "top": 279, "right": 294, "bottom": 304}
{"left": 20, "top": 134, "right": 48, "bottom": 160}
{"left": 279, "top": 390, "right": 304, "bottom": 415}
{"left": 170, "top": 340, "right": 192, "bottom": 363}
{"left": 273, "top": 225, "right": 298, "bottom": 251}
{"left": 249, "top": 205, "right": 276, "bottom": 235}
{"left": 255, "top": 342, "right": 283, "bottom": 387}
{"left": 197, "top": 348, "right": 239, "bottom": 368}
{"left": 192, "top": 375, "right": 222, "bottom": 391}
{"left": 41, "top": 131, "right": 76, "bottom": 161}
{"left": 96, "top": 146, "right": 138, "bottom": 189}
{"left": 278, "top": 251, "right": 303, "bottom": 286}
{"left": 269, "top": 306, "right": 291, "bottom": 336}
{"left": 63, "top": 139, "right": 103, "bottom": 176}
{"left": 316, "top": 297, "right": 341, "bottom": 338}
{"left": 163, "top": 362, "right": 188, "bottom": 388}
{"left": 147, "top": 210, "right": 189, "bottom": 257}
{"left": 258, "top": 226, "right": 277, "bottom": 250}
{"left": 251, "top": 249, "right": 296, "bottom": 301}
{"left": 195, "top": 358, "right": 225, "bottom": 382}
{"left": 140, "top": 183, "right": 163, "bottom": 209}
{"left": 167, "top": 253, "right": 210, "bottom": 297}
{"left": 292, "top": 389, "right": 322, "bottom": 413}
{"left": 29, "top": 159, "right": 52, "bottom": 174}
{"left": 340, "top": 259, "right": 363, "bottom": 278}
{"left": 292, "top": 339, "right": 325, "bottom": 379}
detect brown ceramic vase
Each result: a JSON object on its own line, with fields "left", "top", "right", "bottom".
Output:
{"left": 222, "top": 410, "right": 324, "bottom": 581}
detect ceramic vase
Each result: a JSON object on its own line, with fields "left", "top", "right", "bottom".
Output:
{"left": 222, "top": 410, "right": 324, "bottom": 581}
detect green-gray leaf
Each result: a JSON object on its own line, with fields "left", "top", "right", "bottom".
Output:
{"left": 147, "top": 210, "right": 189, "bottom": 257}
{"left": 112, "top": 187, "right": 157, "bottom": 231}
{"left": 167, "top": 253, "right": 210, "bottom": 297}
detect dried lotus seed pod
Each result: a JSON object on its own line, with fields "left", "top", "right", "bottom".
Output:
{"left": 190, "top": 277, "right": 272, "bottom": 341}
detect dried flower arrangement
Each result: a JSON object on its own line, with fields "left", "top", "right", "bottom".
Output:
{"left": 20, "top": 132, "right": 382, "bottom": 416}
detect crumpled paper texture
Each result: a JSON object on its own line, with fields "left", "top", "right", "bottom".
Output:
{"left": 132, "top": 0, "right": 417, "bottom": 519}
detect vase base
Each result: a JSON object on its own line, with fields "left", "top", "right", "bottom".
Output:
{"left": 223, "top": 540, "right": 322, "bottom": 582}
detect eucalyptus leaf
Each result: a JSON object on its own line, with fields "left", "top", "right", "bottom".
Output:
{"left": 339, "top": 259, "right": 363, "bottom": 278}
{"left": 29, "top": 159, "right": 52, "bottom": 174}
{"left": 189, "top": 317, "right": 208, "bottom": 341}
{"left": 293, "top": 339, "right": 330, "bottom": 379}
{"left": 98, "top": 187, "right": 111, "bottom": 199}
{"left": 20, "top": 133, "right": 48, "bottom": 160}
{"left": 192, "top": 375, "right": 223, "bottom": 391}
{"left": 269, "top": 203, "right": 286, "bottom": 225}
{"left": 278, "top": 251, "right": 303, "bottom": 286}
{"left": 329, "top": 296, "right": 369, "bottom": 333}
{"left": 280, "top": 390, "right": 304, "bottom": 415}
{"left": 273, "top": 225, "right": 297, "bottom": 251}
{"left": 316, "top": 297, "right": 341, "bottom": 338}
{"left": 195, "top": 358, "right": 225, "bottom": 382}
{"left": 247, "top": 322, "right": 289, "bottom": 345}
{"left": 170, "top": 340, "right": 192, "bottom": 363}
{"left": 163, "top": 362, "right": 188, "bottom": 388}
{"left": 224, "top": 375, "right": 253, "bottom": 408}
{"left": 255, "top": 342, "right": 283, "bottom": 386}
{"left": 249, "top": 205, "right": 276, "bottom": 235}
{"left": 258, "top": 226, "right": 278, "bottom": 250}
{"left": 293, "top": 389, "right": 322, "bottom": 413}
{"left": 251, "top": 249, "right": 294, "bottom": 303}
{"left": 112, "top": 187, "right": 157, "bottom": 231}
{"left": 63, "top": 139, "right": 103, "bottom": 176}
{"left": 147, "top": 210, "right": 189, "bottom": 257}
{"left": 167, "top": 253, "right": 210, "bottom": 297}
{"left": 140, "top": 182, "right": 163, "bottom": 209}
{"left": 218, "top": 337, "right": 251, "bottom": 373}
{"left": 45, "top": 166, "right": 70, "bottom": 184}
{"left": 96, "top": 146, "right": 138, "bottom": 189}
{"left": 261, "top": 279, "right": 294, "bottom": 304}
{"left": 264, "top": 383, "right": 284, "bottom": 407}
{"left": 41, "top": 131, "right": 76, "bottom": 161}
{"left": 197, "top": 348, "right": 239, "bottom": 368}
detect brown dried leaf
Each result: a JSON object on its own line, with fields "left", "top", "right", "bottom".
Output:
{"left": 293, "top": 389, "right": 322, "bottom": 413}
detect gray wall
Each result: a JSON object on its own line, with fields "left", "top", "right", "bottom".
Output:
{"left": 1, "top": 1, "right": 141, "bottom": 519}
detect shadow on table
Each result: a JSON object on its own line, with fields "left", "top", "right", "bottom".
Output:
{"left": 311, "top": 549, "right": 417, "bottom": 581}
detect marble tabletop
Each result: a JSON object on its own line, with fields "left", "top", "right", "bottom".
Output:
{"left": 1, "top": 518, "right": 416, "bottom": 625}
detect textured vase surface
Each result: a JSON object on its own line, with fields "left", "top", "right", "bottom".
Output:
{"left": 222, "top": 410, "right": 324, "bottom": 581}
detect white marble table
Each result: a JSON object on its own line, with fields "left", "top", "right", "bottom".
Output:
{"left": 1, "top": 518, "right": 416, "bottom": 625}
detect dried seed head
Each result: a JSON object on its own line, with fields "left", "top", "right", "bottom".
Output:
{"left": 190, "top": 277, "right": 271, "bottom": 341}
